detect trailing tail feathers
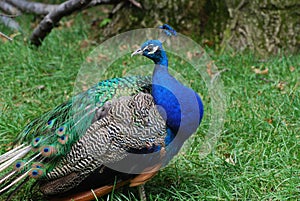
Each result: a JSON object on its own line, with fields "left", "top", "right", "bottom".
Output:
{"left": 0, "top": 144, "right": 32, "bottom": 195}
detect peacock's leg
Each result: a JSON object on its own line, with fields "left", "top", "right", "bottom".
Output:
{"left": 138, "top": 184, "right": 146, "bottom": 201}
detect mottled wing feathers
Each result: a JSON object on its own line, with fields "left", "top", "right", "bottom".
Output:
{"left": 40, "top": 92, "right": 166, "bottom": 195}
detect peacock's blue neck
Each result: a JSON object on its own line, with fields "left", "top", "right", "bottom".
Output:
{"left": 153, "top": 51, "right": 168, "bottom": 67}
{"left": 151, "top": 50, "right": 204, "bottom": 143}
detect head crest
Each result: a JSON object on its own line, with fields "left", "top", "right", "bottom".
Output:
{"left": 158, "top": 24, "right": 177, "bottom": 43}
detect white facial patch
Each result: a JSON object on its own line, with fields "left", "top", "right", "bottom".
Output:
{"left": 143, "top": 45, "right": 159, "bottom": 55}
{"left": 142, "top": 46, "right": 148, "bottom": 51}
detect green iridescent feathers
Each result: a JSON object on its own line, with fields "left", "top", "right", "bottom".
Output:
{"left": 0, "top": 76, "right": 153, "bottom": 195}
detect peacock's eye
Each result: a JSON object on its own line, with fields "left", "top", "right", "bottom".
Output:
{"left": 147, "top": 44, "right": 154, "bottom": 51}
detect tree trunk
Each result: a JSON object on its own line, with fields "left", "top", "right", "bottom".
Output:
{"left": 102, "top": 0, "right": 208, "bottom": 39}
{"left": 223, "top": 0, "right": 300, "bottom": 55}
{"left": 103, "top": 0, "right": 300, "bottom": 55}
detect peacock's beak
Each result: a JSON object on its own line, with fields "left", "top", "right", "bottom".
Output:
{"left": 131, "top": 48, "right": 143, "bottom": 57}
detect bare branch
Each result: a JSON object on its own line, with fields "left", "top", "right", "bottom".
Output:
{"left": 6, "top": 0, "right": 121, "bottom": 15}
{"left": 0, "top": 16, "right": 21, "bottom": 31}
{"left": 89, "top": 0, "right": 121, "bottom": 7}
{"left": 111, "top": 1, "right": 125, "bottom": 14}
{"left": 88, "top": 0, "right": 142, "bottom": 8}
{"left": 29, "top": 0, "right": 126, "bottom": 46}
{"left": 6, "top": 0, "right": 58, "bottom": 15}
{"left": 0, "top": 1, "right": 21, "bottom": 15}
{"left": 0, "top": 31, "right": 13, "bottom": 41}
{"left": 128, "top": 0, "right": 142, "bottom": 8}
{"left": 0, "top": 13, "right": 20, "bottom": 18}
{"left": 30, "top": 0, "right": 93, "bottom": 46}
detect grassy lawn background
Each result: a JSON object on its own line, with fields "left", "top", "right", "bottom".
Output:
{"left": 0, "top": 12, "right": 299, "bottom": 200}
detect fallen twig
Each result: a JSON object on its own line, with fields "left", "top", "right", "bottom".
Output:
{"left": 128, "top": 0, "right": 142, "bottom": 8}
{"left": 0, "top": 31, "right": 13, "bottom": 41}
{"left": 89, "top": 0, "right": 122, "bottom": 7}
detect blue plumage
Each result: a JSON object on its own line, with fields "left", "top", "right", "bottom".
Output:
{"left": 133, "top": 39, "right": 204, "bottom": 138}
{"left": 132, "top": 37, "right": 204, "bottom": 165}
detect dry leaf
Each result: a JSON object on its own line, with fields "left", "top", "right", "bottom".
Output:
{"left": 97, "top": 53, "right": 108, "bottom": 61}
{"left": 277, "top": 81, "right": 286, "bottom": 91}
{"left": 0, "top": 36, "right": 8, "bottom": 42}
{"left": 80, "top": 40, "right": 90, "bottom": 49}
{"left": 100, "top": 7, "right": 111, "bottom": 14}
{"left": 119, "top": 44, "right": 128, "bottom": 51}
{"left": 225, "top": 154, "right": 235, "bottom": 165}
{"left": 186, "top": 51, "right": 204, "bottom": 60}
{"left": 187, "top": 51, "right": 193, "bottom": 60}
{"left": 122, "top": 61, "right": 128, "bottom": 66}
{"left": 206, "top": 61, "right": 214, "bottom": 78}
{"left": 10, "top": 32, "right": 21, "bottom": 39}
{"left": 252, "top": 66, "right": 269, "bottom": 75}
{"left": 265, "top": 118, "right": 273, "bottom": 124}
{"left": 81, "top": 85, "right": 89, "bottom": 91}
{"left": 202, "top": 39, "right": 214, "bottom": 47}
{"left": 5, "top": 142, "right": 14, "bottom": 151}
{"left": 122, "top": 68, "right": 127, "bottom": 76}
{"left": 64, "top": 19, "right": 74, "bottom": 28}
{"left": 86, "top": 57, "right": 93, "bottom": 63}
{"left": 289, "top": 66, "right": 295, "bottom": 72}
{"left": 36, "top": 85, "right": 45, "bottom": 90}
{"left": 194, "top": 51, "right": 204, "bottom": 58}
{"left": 131, "top": 44, "right": 140, "bottom": 50}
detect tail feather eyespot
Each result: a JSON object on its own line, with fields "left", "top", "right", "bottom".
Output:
{"left": 58, "top": 135, "right": 69, "bottom": 145}
{"left": 31, "top": 162, "right": 44, "bottom": 169}
{"left": 28, "top": 168, "right": 44, "bottom": 179}
{"left": 56, "top": 126, "right": 66, "bottom": 136}
{"left": 14, "top": 161, "right": 25, "bottom": 172}
{"left": 46, "top": 119, "right": 56, "bottom": 128}
{"left": 40, "top": 146, "right": 57, "bottom": 157}
{"left": 31, "top": 137, "right": 42, "bottom": 148}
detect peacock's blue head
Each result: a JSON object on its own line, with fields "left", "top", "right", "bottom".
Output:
{"left": 132, "top": 40, "right": 168, "bottom": 66}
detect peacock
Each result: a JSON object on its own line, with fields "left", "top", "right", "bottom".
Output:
{"left": 0, "top": 24, "right": 204, "bottom": 201}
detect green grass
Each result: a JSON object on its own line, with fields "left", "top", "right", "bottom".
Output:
{"left": 1, "top": 12, "right": 300, "bottom": 201}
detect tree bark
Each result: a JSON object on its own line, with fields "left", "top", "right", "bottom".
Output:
{"left": 102, "top": 0, "right": 300, "bottom": 55}
{"left": 5, "top": 0, "right": 127, "bottom": 16}
{"left": 0, "top": 1, "right": 21, "bottom": 15}
{"left": 0, "top": 15, "right": 21, "bottom": 31}
{"left": 223, "top": 0, "right": 300, "bottom": 54}
{"left": 7, "top": 0, "right": 58, "bottom": 15}
{"left": 101, "top": 0, "right": 208, "bottom": 39}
